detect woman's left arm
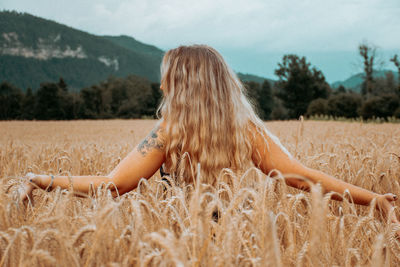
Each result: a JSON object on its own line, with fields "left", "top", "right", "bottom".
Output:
{"left": 251, "top": 128, "right": 398, "bottom": 220}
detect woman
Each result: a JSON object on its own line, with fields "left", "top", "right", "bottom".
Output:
{"left": 19, "top": 45, "right": 399, "bottom": 225}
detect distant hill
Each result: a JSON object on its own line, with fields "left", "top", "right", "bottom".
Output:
{"left": 237, "top": 72, "right": 275, "bottom": 85}
{"left": 0, "top": 11, "right": 165, "bottom": 90}
{"left": 103, "top": 35, "right": 164, "bottom": 59}
{"left": 332, "top": 70, "right": 399, "bottom": 92}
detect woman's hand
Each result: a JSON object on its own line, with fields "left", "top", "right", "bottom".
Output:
{"left": 375, "top": 193, "right": 400, "bottom": 238}
{"left": 376, "top": 193, "right": 398, "bottom": 222}
{"left": 18, "top": 172, "right": 45, "bottom": 204}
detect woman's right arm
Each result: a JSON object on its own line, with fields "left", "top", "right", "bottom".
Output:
{"left": 20, "top": 124, "right": 166, "bottom": 200}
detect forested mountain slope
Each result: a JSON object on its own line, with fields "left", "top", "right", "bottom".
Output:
{"left": 0, "top": 11, "right": 164, "bottom": 90}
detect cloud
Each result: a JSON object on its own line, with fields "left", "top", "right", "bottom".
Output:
{"left": 3, "top": 0, "right": 400, "bottom": 52}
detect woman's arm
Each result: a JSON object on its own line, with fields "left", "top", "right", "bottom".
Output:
{"left": 251, "top": 128, "right": 398, "bottom": 209}
{"left": 21, "top": 123, "right": 166, "bottom": 199}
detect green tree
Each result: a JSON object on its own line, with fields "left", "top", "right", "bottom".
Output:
{"left": 80, "top": 85, "right": 108, "bottom": 118}
{"left": 243, "top": 80, "right": 274, "bottom": 120}
{"left": 270, "top": 97, "right": 288, "bottom": 120}
{"left": 109, "top": 77, "right": 128, "bottom": 115}
{"left": 56, "top": 77, "right": 77, "bottom": 119}
{"left": 150, "top": 82, "right": 162, "bottom": 117}
{"left": 384, "top": 72, "right": 397, "bottom": 94}
{"left": 58, "top": 77, "right": 68, "bottom": 92}
{"left": 327, "top": 93, "right": 362, "bottom": 118}
{"left": 275, "top": 54, "right": 330, "bottom": 118}
{"left": 373, "top": 72, "right": 398, "bottom": 95}
{"left": 258, "top": 80, "right": 274, "bottom": 120}
{"left": 306, "top": 98, "right": 328, "bottom": 116}
{"left": 244, "top": 81, "right": 261, "bottom": 107}
{"left": 0, "top": 81, "right": 23, "bottom": 119}
{"left": 70, "top": 93, "right": 85, "bottom": 119}
{"left": 360, "top": 94, "right": 399, "bottom": 119}
{"left": 79, "top": 75, "right": 156, "bottom": 119}
{"left": 358, "top": 42, "right": 382, "bottom": 98}
{"left": 21, "top": 87, "right": 35, "bottom": 120}
{"left": 116, "top": 75, "right": 154, "bottom": 118}
{"left": 60, "top": 93, "right": 76, "bottom": 120}
{"left": 34, "top": 82, "right": 64, "bottom": 120}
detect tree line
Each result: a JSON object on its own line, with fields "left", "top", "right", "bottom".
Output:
{"left": 245, "top": 42, "right": 400, "bottom": 121}
{"left": 1, "top": 42, "right": 399, "bottom": 121}
{"left": 0, "top": 75, "right": 161, "bottom": 120}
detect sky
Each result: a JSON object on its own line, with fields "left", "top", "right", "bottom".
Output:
{"left": 1, "top": 0, "right": 400, "bottom": 83}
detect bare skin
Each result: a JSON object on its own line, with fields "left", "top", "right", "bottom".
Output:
{"left": 250, "top": 128, "right": 399, "bottom": 225}
{"left": 19, "top": 124, "right": 165, "bottom": 200}
{"left": 19, "top": 122, "right": 399, "bottom": 226}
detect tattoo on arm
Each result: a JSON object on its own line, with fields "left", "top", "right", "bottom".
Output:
{"left": 137, "top": 126, "right": 165, "bottom": 156}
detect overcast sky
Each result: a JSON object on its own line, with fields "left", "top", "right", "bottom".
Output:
{"left": 2, "top": 0, "right": 400, "bottom": 82}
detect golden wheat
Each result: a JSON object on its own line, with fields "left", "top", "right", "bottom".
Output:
{"left": 1, "top": 119, "right": 400, "bottom": 266}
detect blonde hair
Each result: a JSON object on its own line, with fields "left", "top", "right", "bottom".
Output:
{"left": 158, "top": 45, "right": 270, "bottom": 183}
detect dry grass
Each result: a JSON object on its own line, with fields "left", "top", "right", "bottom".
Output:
{"left": 1, "top": 119, "right": 400, "bottom": 266}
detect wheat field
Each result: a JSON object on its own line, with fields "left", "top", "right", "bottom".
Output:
{"left": 1, "top": 119, "right": 400, "bottom": 266}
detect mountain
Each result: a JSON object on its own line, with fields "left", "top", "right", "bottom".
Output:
{"left": 103, "top": 35, "right": 164, "bottom": 59}
{"left": 237, "top": 72, "right": 275, "bottom": 85}
{"left": 0, "top": 11, "right": 165, "bottom": 90}
{"left": 332, "top": 70, "right": 399, "bottom": 92}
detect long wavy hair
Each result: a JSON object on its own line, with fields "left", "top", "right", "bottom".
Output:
{"left": 158, "top": 45, "right": 280, "bottom": 183}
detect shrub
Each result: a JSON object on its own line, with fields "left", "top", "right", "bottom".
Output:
{"left": 306, "top": 98, "right": 328, "bottom": 116}
{"left": 360, "top": 94, "right": 400, "bottom": 119}
{"left": 327, "top": 93, "right": 362, "bottom": 118}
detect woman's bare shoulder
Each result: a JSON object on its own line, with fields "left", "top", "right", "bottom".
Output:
{"left": 136, "top": 120, "right": 166, "bottom": 157}
{"left": 247, "top": 122, "right": 292, "bottom": 158}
